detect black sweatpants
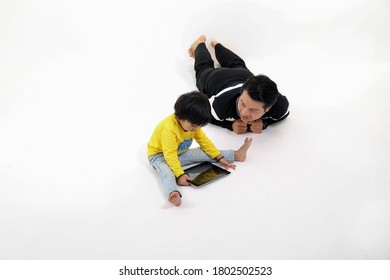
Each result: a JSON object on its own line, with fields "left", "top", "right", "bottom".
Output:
{"left": 194, "top": 43, "right": 254, "bottom": 98}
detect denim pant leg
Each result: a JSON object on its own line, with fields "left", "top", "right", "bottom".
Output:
{"left": 148, "top": 153, "right": 180, "bottom": 198}
{"left": 179, "top": 148, "right": 234, "bottom": 167}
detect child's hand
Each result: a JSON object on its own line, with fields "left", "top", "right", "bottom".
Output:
{"left": 219, "top": 158, "right": 236, "bottom": 170}
{"left": 177, "top": 173, "right": 191, "bottom": 186}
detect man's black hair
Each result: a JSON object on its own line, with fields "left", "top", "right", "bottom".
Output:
{"left": 241, "top": 74, "right": 279, "bottom": 109}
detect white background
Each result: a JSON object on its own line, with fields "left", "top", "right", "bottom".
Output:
{"left": 1, "top": 0, "right": 390, "bottom": 261}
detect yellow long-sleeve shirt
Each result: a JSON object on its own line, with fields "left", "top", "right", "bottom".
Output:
{"left": 147, "top": 114, "right": 220, "bottom": 177}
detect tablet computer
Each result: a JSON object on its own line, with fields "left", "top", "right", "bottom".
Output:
{"left": 184, "top": 162, "right": 231, "bottom": 188}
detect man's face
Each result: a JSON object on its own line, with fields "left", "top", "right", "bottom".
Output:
{"left": 237, "top": 90, "right": 268, "bottom": 123}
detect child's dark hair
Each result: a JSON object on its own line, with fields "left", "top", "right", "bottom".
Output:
{"left": 174, "top": 90, "right": 211, "bottom": 126}
{"left": 241, "top": 74, "right": 280, "bottom": 109}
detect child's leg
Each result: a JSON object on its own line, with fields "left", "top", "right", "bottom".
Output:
{"left": 149, "top": 154, "right": 181, "bottom": 202}
{"left": 168, "top": 191, "right": 182, "bottom": 206}
{"left": 179, "top": 148, "right": 234, "bottom": 166}
{"left": 179, "top": 148, "right": 210, "bottom": 166}
{"left": 234, "top": 137, "right": 252, "bottom": 161}
{"left": 179, "top": 138, "right": 252, "bottom": 167}
{"left": 220, "top": 150, "right": 235, "bottom": 162}
{"left": 214, "top": 137, "right": 252, "bottom": 165}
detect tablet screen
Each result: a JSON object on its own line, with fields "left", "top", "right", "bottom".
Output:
{"left": 184, "top": 162, "right": 231, "bottom": 187}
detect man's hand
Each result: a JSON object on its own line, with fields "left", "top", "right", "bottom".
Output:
{"left": 177, "top": 173, "right": 190, "bottom": 186}
{"left": 248, "top": 119, "right": 263, "bottom": 134}
{"left": 232, "top": 119, "right": 248, "bottom": 134}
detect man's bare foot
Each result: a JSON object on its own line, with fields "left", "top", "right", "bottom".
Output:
{"left": 168, "top": 191, "right": 182, "bottom": 206}
{"left": 211, "top": 40, "right": 220, "bottom": 48}
{"left": 234, "top": 137, "right": 252, "bottom": 162}
{"left": 188, "top": 34, "right": 206, "bottom": 58}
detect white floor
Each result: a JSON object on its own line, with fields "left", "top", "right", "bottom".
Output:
{"left": 1, "top": 0, "right": 389, "bottom": 260}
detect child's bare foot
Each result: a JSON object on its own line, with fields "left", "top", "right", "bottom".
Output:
{"left": 234, "top": 137, "right": 252, "bottom": 162}
{"left": 211, "top": 40, "right": 220, "bottom": 48}
{"left": 168, "top": 191, "right": 182, "bottom": 206}
{"left": 188, "top": 34, "right": 206, "bottom": 58}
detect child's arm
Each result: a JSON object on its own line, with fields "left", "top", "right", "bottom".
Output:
{"left": 215, "top": 155, "right": 236, "bottom": 170}
{"left": 194, "top": 128, "right": 221, "bottom": 159}
{"left": 161, "top": 130, "right": 187, "bottom": 178}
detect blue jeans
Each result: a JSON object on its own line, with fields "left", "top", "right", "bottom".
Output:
{"left": 148, "top": 148, "right": 234, "bottom": 198}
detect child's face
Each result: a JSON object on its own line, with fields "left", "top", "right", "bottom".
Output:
{"left": 178, "top": 120, "right": 200, "bottom": 132}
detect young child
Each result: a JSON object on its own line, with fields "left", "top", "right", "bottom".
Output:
{"left": 147, "top": 91, "right": 252, "bottom": 206}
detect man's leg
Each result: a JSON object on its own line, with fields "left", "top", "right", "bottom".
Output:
{"left": 189, "top": 35, "right": 253, "bottom": 98}
{"left": 213, "top": 42, "right": 248, "bottom": 69}
{"left": 193, "top": 42, "right": 215, "bottom": 93}
{"left": 194, "top": 44, "right": 253, "bottom": 97}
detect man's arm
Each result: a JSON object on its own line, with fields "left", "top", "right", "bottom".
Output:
{"left": 248, "top": 119, "right": 264, "bottom": 134}
{"left": 210, "top": 118, "right": 234, "bottom": 131}
{"left": 261, "top": 94, "right": 290, "bottom": 129}
{"left": 210, "top": 118, "right": 248, "bottom": 134}
{"left": 208, "top": 87, "right": 242, "bottom": 131}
